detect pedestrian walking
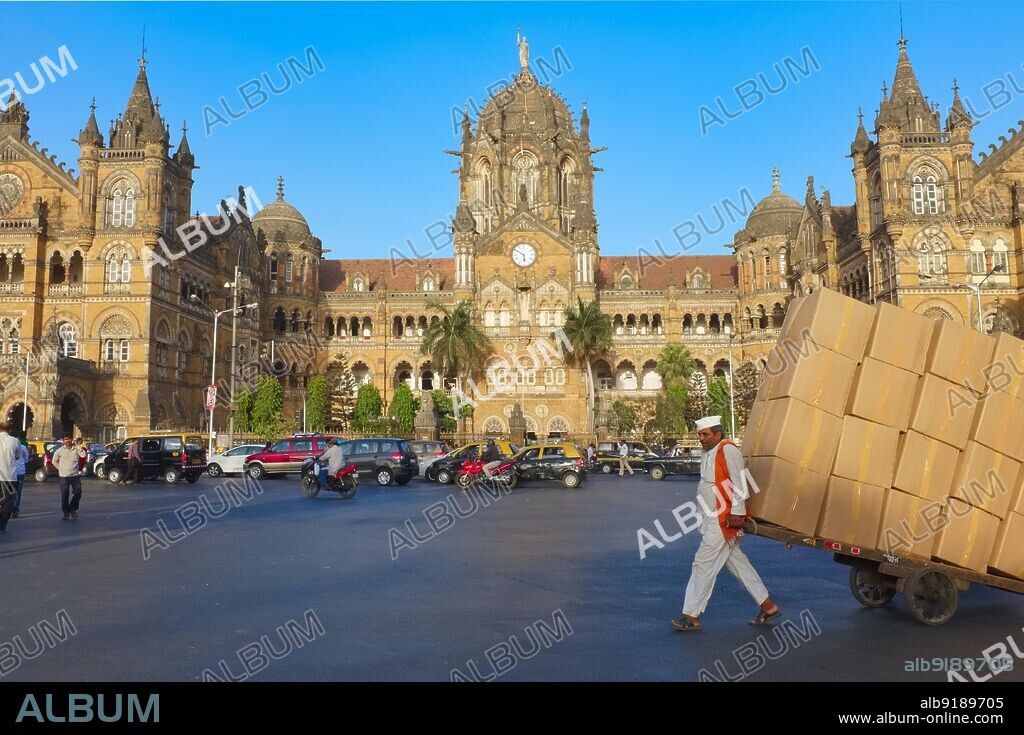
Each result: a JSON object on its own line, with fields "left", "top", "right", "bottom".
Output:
{"left": 124, "top": 438, "right": 143, "bottom": 484}
{"left": 12, "top": 437, "right": 28, "bottom": 518}
{"left": 0, "top": 423, "right": 24, "bottom": 534}
{"left": 617, "top": 440, "right": 634, "bottom": 476}
{"left": 587, "top": 443, "right": 596, "bottom": 469}
{"left": 52, "top": 434, "right": 87, "bottom": 520}
{"left": 671, "top": 415, "right": 779, "bottom": 632}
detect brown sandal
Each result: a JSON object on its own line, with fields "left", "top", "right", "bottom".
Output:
{"left": 671, "top": 617, "right": 702, "bottom": 632}
{"left": 749, "top": 607, "right": 780, "bottom": 626}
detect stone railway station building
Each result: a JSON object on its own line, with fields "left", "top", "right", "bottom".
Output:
{"left": 0, "top": 38, "right": 1021, "bottom": 440}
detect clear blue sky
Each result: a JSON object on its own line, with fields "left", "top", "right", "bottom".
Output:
{"left": 5, "top": 1, "right": 1022, "bottom": 258}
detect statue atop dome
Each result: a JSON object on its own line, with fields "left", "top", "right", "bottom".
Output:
{"left": 517, "top": 29, "right": 529, "bottom": 71}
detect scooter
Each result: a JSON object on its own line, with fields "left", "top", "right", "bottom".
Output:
{"left": 456, "top": 457, "right": 518, "bottom": 489}
{"left": 300, "top": 458, "right": 359, "bottom": 499}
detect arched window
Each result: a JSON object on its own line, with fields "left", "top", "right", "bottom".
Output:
{"left": 58, "top": 322, "right": 77, "bottom": 358}
{"left": 912, "top": 176, "right": 924, "bottom": 215}
{"left": 917, "top": 240, "right": 946, "bottom": 276}
{"left": 992, "top": 240, "right": 1009, "bottom": 276}
{"left": 619, "top": 274, "right": 633, "bottom": 289}
{"left": 970, "top": 239, "right": 986, "bottom": 275}
{"left": 285, "top": 254, "right": 294, "bottom": 282}
{"left": 111, "top": 186, "right": 136, "bottom": 227}
{"left": 107, "top": 248, "right": 132, "bottom": 284}
{"left": 269, "top": 253, "right": 278, "bottom": 280}
{"left": 691, "top": 273, "right": 705, "bottom": 289}
{"left": 351, "top": 278, "right": 365, "bottom": 292}
{"left": 511, "top": 151, "right": 539, "bottom": 204}
{"left": 422, "top": 277, "right": 435, "bottom": 292}
{"left": 925, "top": 176, "right": 938, "bottom": 215}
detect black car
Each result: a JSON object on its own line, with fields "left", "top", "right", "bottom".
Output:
{"left": 425, "top": 444, "right": 481, "bottom": 485}
{"left": 644, "top": 449, "right": 702, "bottom": 480}
{"left": 103, "top": 435, "right": 208, "bottom": 484}
{"left": 339, "top": 438, "right": 417, "bottom": 486}
{"left": 509, "top": 443, "right": 587, "bottom": 489}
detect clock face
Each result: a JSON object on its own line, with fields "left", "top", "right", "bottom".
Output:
{"left": 512, "top": 242, "right": 536, "bottom": 267}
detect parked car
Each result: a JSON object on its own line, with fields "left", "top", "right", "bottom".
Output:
{"left": 408, "top": 440, "right": 449, "bottom": 476}
{"left": 243, "top": 436, "right": 339, "bottom": 480}
{"left": 337, "top": 438, "right": 418, "bottom": 486}
{"left": 508, "top": 442, "right": 587, "bottom": 488}
{"left": 103, "top": 435, "right": 208, "bottom": 484}
{"left": 92, "top": 442, "right": 122, "bottom": 479}
{"left": 592, "top": 440, "right": 659, "bottom": 474}
{"left": 644, "top": 447, "right": 702, "bottom": 480}
{"left": 207, "top": 444, "right": 268, "bottom": 478}
{"left": 28, "top": 440, "right": 62, "bottom": 483}
{"left": 424, "top": 440, "right": 519, "bottom": 484}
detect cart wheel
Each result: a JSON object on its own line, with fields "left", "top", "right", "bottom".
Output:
{"left": 905, "top": 568, "right": 958, "bottom": 626}
{"left": 849, "top": 566, "right": 895, "bottom": 608}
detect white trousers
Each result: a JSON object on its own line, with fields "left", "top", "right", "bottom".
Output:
{"left": 681, "top": 517, "right": 769, "bottom": 617}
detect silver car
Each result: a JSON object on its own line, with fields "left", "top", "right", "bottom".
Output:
{"left": 206, "top": 444, "right": 267, "bottom": 478}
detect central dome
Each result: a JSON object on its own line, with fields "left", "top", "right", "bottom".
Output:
{"left": 253, "top": 177, "right": 311, "bottom": 241}
{"left": 742, "top": 168, "right": 803, "bottom": 240}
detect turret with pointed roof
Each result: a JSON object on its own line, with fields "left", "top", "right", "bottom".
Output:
{"left": 77, "top": 98, "right": 104, "bottom": 147}
{"left": 174, "top": 121, "right": 195, "bottom": 168}
{"left": 0, "top": 93, "right": 30, "bottom": 141}
{"left": 875, "top": 38, "right": 939, "bottom": 132}
{"left": 110, "top": 51, "right": 160, "bottom": 149}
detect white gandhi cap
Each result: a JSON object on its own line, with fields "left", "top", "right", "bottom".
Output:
{"left": 695, "top": 415, "right": 723, "bottom": 431}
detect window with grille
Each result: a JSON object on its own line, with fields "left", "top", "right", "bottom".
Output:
{"left": 58, "top": 323, "right": 77, "bottom": 358}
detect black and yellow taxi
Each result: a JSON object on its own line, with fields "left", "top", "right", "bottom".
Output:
{"left": 592, "top": 440, "right": 659, "bottom": 474}
{"left": 103, "top": 433, "right": 207, "bottom": 484}
{"left": 508, "top": 442, "right": 587, "bottom": 488}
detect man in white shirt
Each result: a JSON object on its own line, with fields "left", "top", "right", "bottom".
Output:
{"left": 52, "top": 434, "right": 87, "bottom": 520}
{"left": 672, "top": 415, "right": 778, "bottom": 631}
{"left": 617, "top": 440, "right": 634, "bottom": 477}
{"left": 0, "top": 422, "right": 22, "bottom": 534}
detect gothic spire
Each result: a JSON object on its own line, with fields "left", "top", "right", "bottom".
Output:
{"left": 0, "top": 93, "right": 30, "bottom": 141}
{"left": 174, "top": 121, "right": 194, "bottom": 167}
{"left": 882, "top": 37, "right": 939, "bottom": 132}
{"left": 77, "top": 97, "right": 104, "bottom": 147}
{"left": 851, "top": 106, "right": 871, "bottom": 154}
{"left": 947, "top": 78, "right": 972, "bottom": 129}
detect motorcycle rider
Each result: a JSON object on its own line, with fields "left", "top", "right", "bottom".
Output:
{"left": 318, "top": 438, "right": 347, "bottom": 487}
{"left": 481, "top": 438, "right": 502, "bottom": 479}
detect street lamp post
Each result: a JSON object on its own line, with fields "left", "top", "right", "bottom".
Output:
{"left": 919, "top": 263, "right": 1004, "bottom": 333}
{"left": 22, "top": 347, "right": 30, "bottom": 435}
{"left": 191, "top": 295, "right": 256, "bottom": 456}
{"left": 727, "top": 330, "right": 737, "bottom": 437}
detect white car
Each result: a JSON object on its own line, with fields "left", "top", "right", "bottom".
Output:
{"left": 206, "top": 444, "right": 267, "bottom": 478}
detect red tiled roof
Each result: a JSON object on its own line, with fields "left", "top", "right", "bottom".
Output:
{"left": 597, "top": 254, "right": 737, "bottom": 289}
{"left": 320, "top": 258, "right": 454, "bottom": 292}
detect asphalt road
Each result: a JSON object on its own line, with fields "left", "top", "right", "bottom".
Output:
{"left": 2, "top": 470, "right": 1022, "bottom": 682}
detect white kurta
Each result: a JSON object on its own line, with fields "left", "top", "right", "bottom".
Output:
{"left": 681, "top": 441, "right": 769, "bottom": 617}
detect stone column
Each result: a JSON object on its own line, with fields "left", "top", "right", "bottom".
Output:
{"left": 414, "top": 390, "right": 439, "bottom": 440}
{"left": 509, "top": 402, "right": 527, "bottom": 446}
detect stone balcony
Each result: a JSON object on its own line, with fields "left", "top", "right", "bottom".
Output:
{"left": 48, "top": 283, "right": 85, "bottom": 297}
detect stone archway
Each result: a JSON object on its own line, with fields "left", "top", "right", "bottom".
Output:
{"left": 5, "top": 402, "right": 33, "bottom": 438}
{"left": 58, "top": 393, "right": 86, "bottom": 438}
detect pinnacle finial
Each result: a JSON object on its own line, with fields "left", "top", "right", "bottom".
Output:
{"left": 772, "top": 166, "right": 780, "bottom": 193}
{"left": 881, "top": 80, "right": 888, "bottom": 98}
{"left": 182, "top": 120, "right": 188, "bottom": 134}
{"left": 277, "top": 176, "right": 284, "bottom": 201}
{"left": 140, "top": 26, "right": 148, "bottom": 69}
{"left": 90, "top": 97, "right": 96, "bottom": 113}
{"left": 857, "top": 106, "right": 864, "bottom": 125}
{"left": 952, "top": 78, "right": 960, "bottom": 96}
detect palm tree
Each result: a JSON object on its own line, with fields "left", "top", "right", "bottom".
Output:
{"left": 419, "top": 300, "right": 490, "bottom": 421}
{"left": 655, "top": 344, "right": 697, "bottom": 388}
{"left": 561, "top": 297, "right": 613, "bottom": 430}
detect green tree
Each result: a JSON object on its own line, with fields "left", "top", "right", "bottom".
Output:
{"left": 252, "top": 375, "right": 285, "bottom": 439}
{"left": 707, "top": 377, "right": 734, "bottom": 435}
{"left": 420, "top": 300, "right": 490, "bottom": 422}
{"left": 306, "top": 376, "right": 330, "bottom": 433}
{"left": 655, "top": 344, "right": 697, "bottom": 388}
{"left": 388, "top": 383, "right": 417, "bottom": 436}
{"left": 611, "top": 399, "right": 636, "bottom": 434}
{"left": 326, "top": 353, "right": 359, "bottom": 431}
{"left": 733, "top": 361, "right": 761, "bottom": 429}
{"left": 353, "top": 383, "right": 383, "bottom": 432}
{"left": 561, "top": 297, "right": 613, "bottom": 430}
{"left": 685, "top": 372, "right": 709, "bottom": 431}
{"left": 654, "top": 381, "right": 689, "bottom": 436}
{"left": 235, "top": 387, "right": 254, "bottom": 433}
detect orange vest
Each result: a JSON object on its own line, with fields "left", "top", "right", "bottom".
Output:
{"left": 713, "top": 440, "right": 747, "bottom": 543}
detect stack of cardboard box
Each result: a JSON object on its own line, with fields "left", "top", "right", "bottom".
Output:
{"left": 742, "top": 287, "right": 1024, "bottom": 580}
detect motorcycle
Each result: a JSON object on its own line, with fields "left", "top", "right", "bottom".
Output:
{"left": 300, "top": 458, "right": 359, "bottom": 499}
{"left": 456, "top": 457, "right": 518, "bottom": 490}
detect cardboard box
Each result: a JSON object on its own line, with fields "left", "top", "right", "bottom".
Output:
{"left": 925, "top": 319, "right": 996, "bottom": 392}
{"left": 988, "top": 512, "right": 1024, "bottom": 580}
{"left": 865, "top": 302, "right": 935, "bottom": 374}
{"left": 892, "top": 430, "right": 960, "bottom": 503}
{"left": 816, "top": 477, "right": 885, "bottom": 548}
{"left": 877, "top": 489, "right": 943, "bottom": 558}
{"left": 908, "top": 373, "right": 977, "bottom": 449}
{"left": 988, "top": 332, "right": 1024, "bottom": 400}
{"left": 777, "top": 287, "right": 875, "bottom": 362}
{"left": 831, "top": 415, "right": 900, "bottom": 488}
{"left": 950, "top": 441, "right": 1021, "bottom": 520}
{"left": 746, "top": 456, "right": 829, "bottom": 536}
{"left": 931, "top": 498, "right": 999, "bottom": 573}
{"left": 741, "top": 398, "right": 767, "bottom": 458}
{"left": 969, "top": 393, "right": 1024, "bottom": 460}
{"left": 1010, "top": 465, "right": 1024, "bottom": 517}
{"left": 846, "top": 357, "right": 919, "bottom": 431}
{"left": 766, "top": 344, "right": 858, "bottom": 417}
{"left": 749, "top": 397, "right": 843, "bottom": 476}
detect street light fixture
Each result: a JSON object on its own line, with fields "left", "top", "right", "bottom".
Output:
{"left": 190, "top": 294, "right": 254, "bottom": 456}
{"left": 919, "top": 263, "right": 1004, "bottom": 333}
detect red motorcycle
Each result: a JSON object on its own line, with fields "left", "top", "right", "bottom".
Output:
{"left": 301, "top": 458, "right": 359, "bottom": 499}
{"left": 456, "top": 457, "right": 518, "bottom": 490}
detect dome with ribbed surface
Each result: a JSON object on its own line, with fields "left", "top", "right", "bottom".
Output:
{"left": 253, "top": 177, "right": 311, "bottom": 241}
{"left": 742, "top": 168, "right": 802, "bottom": 239}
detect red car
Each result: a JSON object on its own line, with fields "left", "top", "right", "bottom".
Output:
{"left": 243, "top": 435, "right": 341, "bottom": 480}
